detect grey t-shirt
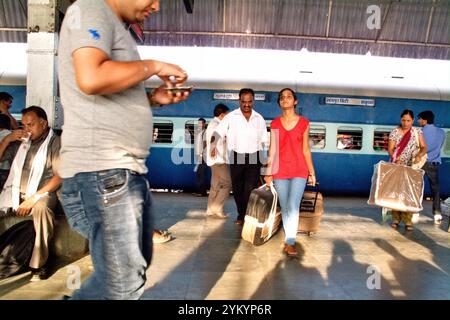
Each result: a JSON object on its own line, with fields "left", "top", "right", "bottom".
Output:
{"left": 58, "top": 0, "right": 153, "bottom": 178}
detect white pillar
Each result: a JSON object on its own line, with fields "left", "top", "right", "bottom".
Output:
{"left": 26, "top": 0, "right": 62, "bottom": 129}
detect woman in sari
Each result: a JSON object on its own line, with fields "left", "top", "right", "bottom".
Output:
{"left": 388, "top": 109, "right": 427, "bottom": 231}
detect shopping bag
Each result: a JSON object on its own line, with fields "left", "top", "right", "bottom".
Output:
{"left": 368, "top": 161, "right": 425, "bottom": 212}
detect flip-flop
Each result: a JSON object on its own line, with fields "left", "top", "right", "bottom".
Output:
{"left": 153, "top": 230, "right": 173, "bottom": 243}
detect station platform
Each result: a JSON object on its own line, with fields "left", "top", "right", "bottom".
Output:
{"left": 0, "top": 193, "right": 449, "bottom": 300}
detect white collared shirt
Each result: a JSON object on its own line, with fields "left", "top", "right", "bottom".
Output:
{"left": 214, "top": 108, "right": 268, "bottom": 154}
{"left": 206, "top": 117, "right": 228, "bottom": 166}
{"left": 194, "top": 128, "right": 206, "bottom": 162}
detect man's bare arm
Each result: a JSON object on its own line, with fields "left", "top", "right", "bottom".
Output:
{"left": 73, "top": 47, "right": 187, "bottom": 96}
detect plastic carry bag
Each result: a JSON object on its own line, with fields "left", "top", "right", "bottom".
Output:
{"left": 368, "top": 161, "right": 425, "bottom": 212}
{"left": 381, "top": 207, "right": 392, "bottom": 222}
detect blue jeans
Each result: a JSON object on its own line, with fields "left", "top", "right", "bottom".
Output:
{"left": 274, "top": 178, "right": 307, "bottom": 245}
{"left": 60, "top": 169, "right": 154, "bottom": 300}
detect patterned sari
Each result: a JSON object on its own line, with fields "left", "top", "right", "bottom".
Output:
{"left": 389, "top": 127, "right": 420, "bottom": 165}
{"left": 388, "top": 127, "right": 422, "bottom": 227}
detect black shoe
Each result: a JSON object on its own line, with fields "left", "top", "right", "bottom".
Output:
{"left": 61, "top": 295, "right": 72, "bottom": 300}
{"left": 30, "top": 267, "right": 48, "bottom": 282}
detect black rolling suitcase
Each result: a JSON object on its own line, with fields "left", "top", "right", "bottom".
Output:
{"left": 242, "top": 184, "right": 282, "bottom": 245}
{"left": 298, "top": 183, "right": 323, "bottom": 236}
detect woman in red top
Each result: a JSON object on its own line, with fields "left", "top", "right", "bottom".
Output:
{"left": 265, "top": 88, "right": 316, "bottom": 257}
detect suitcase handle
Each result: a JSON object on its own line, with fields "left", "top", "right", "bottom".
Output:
{"left": 300, "top": 181, "right": 320, "bottom": 212}
{"left": 259, "top": 183, "right": 278, "bottom": 213}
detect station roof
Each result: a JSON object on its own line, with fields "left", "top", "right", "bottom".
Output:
{"left": 0, "top": 0, "right": 449, "bottom": 60}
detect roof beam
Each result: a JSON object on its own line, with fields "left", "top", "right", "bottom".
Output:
{"left": 375, "top": 0, "right": 393, "bottom": 43}
{"left": 145, "top": 30, "right": 450, "bottom": 49}
{"left": 19, "top": 0, "right": 27, "bottom": 17}
{"left": 0, "top": 27, "right": 27, "bottom": 32}
{"left": 325, "top": 0, "right": 333, "bottom": 38}
{"left": 425, "top": 0, "right": 436, "bottom": 44}
{"left": 183, "top": 0, "right": 194, "bottom": 14}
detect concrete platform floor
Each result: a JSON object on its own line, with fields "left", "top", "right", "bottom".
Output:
{"left": 0, "top": 193, "right": 449, "bottom": 300}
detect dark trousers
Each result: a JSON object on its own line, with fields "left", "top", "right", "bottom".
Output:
{"left": 196, "top": 161, "right": 208, "bottom": 195}
{"left": 423, "top": 162, "right": 441, "bottom": 214}
{"left": 229, "top": 151, "right": 262, "bottom": 221}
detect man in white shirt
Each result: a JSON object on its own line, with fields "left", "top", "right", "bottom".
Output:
{"left": 211, "top": 88, "right": 268, "bottom": 225}
{"left": 206, "top": 104, "right": 230, "bottom": 218}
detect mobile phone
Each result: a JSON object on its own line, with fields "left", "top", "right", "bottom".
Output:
{"left": 165, "top": 85, "right": 194, "bottom": 92}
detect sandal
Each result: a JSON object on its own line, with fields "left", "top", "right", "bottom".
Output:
{"left": 390, "top": 222, "right": 399, "bottom": 229}
{"left": 405, "top": 225, "right": 414, "bottom": 231}
{"left": 153, "top": 230, "right": 173, "bottom": 244}
{"left": 284, "top": 244, "right": 298, "bottom": 257}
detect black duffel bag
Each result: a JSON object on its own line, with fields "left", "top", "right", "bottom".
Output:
{"left": 0, "top": 220, "right": 36, "bottom": 279}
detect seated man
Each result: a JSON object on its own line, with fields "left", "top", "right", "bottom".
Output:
{"left": 0, "top": 106, "right": 61, "bottom": 281}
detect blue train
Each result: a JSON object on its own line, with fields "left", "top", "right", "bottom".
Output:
{"left": 148, "top": 89, "right": 450, "bottom": 197}
{"left": 1, "top": 44, "right": 449, "bottom": 196}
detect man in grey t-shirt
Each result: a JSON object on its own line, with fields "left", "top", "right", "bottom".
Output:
{"left": 58, "top": 0, "right": 190, "bottom": 300}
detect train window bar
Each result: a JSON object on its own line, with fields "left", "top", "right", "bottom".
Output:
{"left": 309, "top": 125, "right": 326, "bottom": 149}
{"left": 373, "top": 130, "right": 390, "bottom": 152}
{"left": 153, "top": 121, "right": 174, "bottom": 144}
{"left": 336, "top": 127, "right": 363, "bottom": 150}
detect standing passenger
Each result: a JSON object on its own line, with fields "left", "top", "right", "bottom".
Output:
{"left": 264, "top": 88, "right": 316, "bottom": 257}
{"left": 211, "top": 89, "right": 268, "bottom": 225}
{"left": 417, "top": 110, "right": 446, "bottom": 225}
{"left": 58, "top": 0, "right": 190, "bottom": 299}
{"left": 388, "top": 109, "right": 427, "bottom": 231}
{"left": 206, "top": 104, "right": 231, "bottom": 218}
{"left": 0, "top": 92, "right": 19, "bottom": 130}
{"left": 193, "top": 118, "right": 208, "bottom": 197}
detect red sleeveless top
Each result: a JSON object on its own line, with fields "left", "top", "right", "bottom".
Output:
{"left": 270, "top": 116, "right": 309, "bottom": 179}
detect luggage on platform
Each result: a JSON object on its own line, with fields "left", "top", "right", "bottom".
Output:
{"left": 0, "top": 220, "right": 35, "bottom": 279}
{"left": 298, "top": 183, "right": 323, "bottom": 236}
{"left": 367, "top": 161, "right": 424, "bottom": 212}
{"left": 242, "top": 184, "right": 282, "bottom": 245}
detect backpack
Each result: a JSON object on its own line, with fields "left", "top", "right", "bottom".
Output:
{"left": 0, "top": 220, "right": 36, "bottom": 279}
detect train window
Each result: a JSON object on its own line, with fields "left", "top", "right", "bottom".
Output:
{"left": 373, "top": 130, "right": 390, "bottom": 151}
{"left": 153, "top": 121, "right": 173, "bottom": 144}
{"left": 337, "top": 127, "right": 362, "bottom": 150}
{"left": 309, "top": 125, "right": 326, "bottom": 149}
{"left": 444, "top": 132, "right": 450, "bottom": 155}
